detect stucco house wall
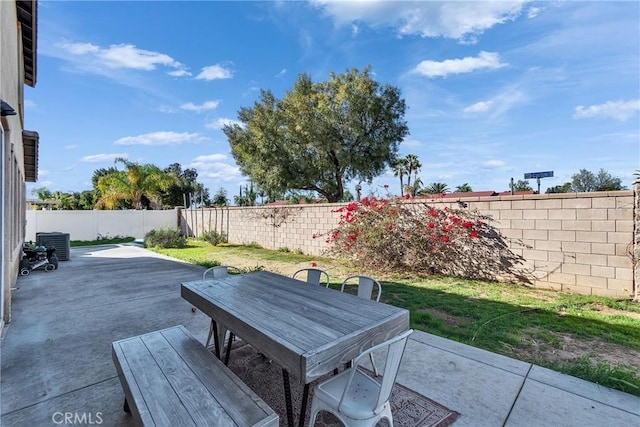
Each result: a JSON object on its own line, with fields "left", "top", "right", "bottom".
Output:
{"left": 1, "top": 0, "right": 37, "bottom": 328}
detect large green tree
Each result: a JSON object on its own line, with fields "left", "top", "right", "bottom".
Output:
{"left": 211, "top": 188, "right": 229, "bottom": 206}
{"left": 30, "top": 187, "right": 96, "bottom": 210}
{"left": 234, "top": 183, "right": 257, "bottom": 207}
{"left": 161, "top": 163, "right": 209, "bottom": 208}
{"left": 31, "top": 187, "right": 54, "bottom": 201}
{"left": 224, "top": 66, "right": 409, "bottom": 202}
{"left": 512, "top": 179, "right": 533, "bottom": 192}
{"left": 95, "top": 158, "right": 177, "bottom": 209}
{"left": 546, "top": 183, "right": 571, "bottom": 194}
{"left": 571, "top": 168, "right": 626, "bottom": 192}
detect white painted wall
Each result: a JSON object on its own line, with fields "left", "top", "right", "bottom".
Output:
{"left": 25, "top": 210, "right": 179, "bottom": 241}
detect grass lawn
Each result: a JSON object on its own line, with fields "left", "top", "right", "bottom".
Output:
{"left": 151, "top": 239, "right": 640, "bottom": 396}
{"left": 71, "top": 236, "right": 135, "bottom": 246}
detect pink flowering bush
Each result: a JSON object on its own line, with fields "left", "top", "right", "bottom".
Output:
{"left": 317, "top": 195, "right": 530, "bottom": 281}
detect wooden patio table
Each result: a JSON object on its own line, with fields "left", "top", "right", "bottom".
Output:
{"left": 181, "top": 270, "right": 410, "bottom": 427}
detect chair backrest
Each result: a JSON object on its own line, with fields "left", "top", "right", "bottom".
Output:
{"left": 292, "top": 268, "right": 330, "bottom": 287}
{"left": 202, "top": 265, "right": 241, "bottom": 280}
{"left": 340, "top": 275, "right": 382, "bottom": 302}
{"left": 339, "top": 329, "right": 413, "bottom": 412}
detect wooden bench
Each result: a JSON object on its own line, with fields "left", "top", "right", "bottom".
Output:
{"left": 112, "top": 325, "right": 278, "bottom": 427}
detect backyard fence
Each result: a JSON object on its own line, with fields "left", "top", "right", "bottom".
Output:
{"left": 25, "top": 209, "right": 178, "bottom": 242}
{"left": 25, "top": 184, "right": 640, "bottom": 298}
{"left": 180, "top": 188, "right": 638, "bottom": 298}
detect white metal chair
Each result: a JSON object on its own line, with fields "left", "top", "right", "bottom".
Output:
{"left": 340, "top": 275, "right": 382, "bottom": 302}
{"left": 202, "top": 265, "right": 242, "bottom": 363}
{"left": 341, "top": 275, "right": 383, "bottom": 375}
{"left": 202, "top": 265, "right": 243, "bottom": 280}
{"left": 292, "top": 267, "right": 330, "bottom": 287}
{"left": 308, "top": 329, "right": 413, "bottom": 427}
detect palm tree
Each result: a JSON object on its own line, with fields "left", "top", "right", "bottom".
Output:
{"left": 95, "top": 158, "right": 177, "bottom": 209}
{"left": 392, "top": 157, "right": 408, "bottom": 195}
{"left": 423, "top": 182, "right": 449, "bottom": 195}
{"left": 407, "top": 177, "right": 423, "bottom": 197}
{"left": 404, "top": 154, "right": 422, "bottom": 189}
{"left": 455, "top": 183, "right": 472, "bottom": 192}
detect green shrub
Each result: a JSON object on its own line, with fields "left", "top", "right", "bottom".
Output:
{"left": 144, "top": 228, "right": 186, "bottom": 249}
{"left": 201, "top": 230, "right": 227, "bottom": 246}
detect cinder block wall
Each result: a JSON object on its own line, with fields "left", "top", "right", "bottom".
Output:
{"left": 181, "top": 187, "right": 638, "bottom": 297}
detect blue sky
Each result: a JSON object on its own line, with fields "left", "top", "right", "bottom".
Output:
{"left": 25, "top": 1, "right": 640, "bottom": 201}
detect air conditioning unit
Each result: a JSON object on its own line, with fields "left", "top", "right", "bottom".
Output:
{"left": 36, "top": 232, "right": 71, "bottom": 261}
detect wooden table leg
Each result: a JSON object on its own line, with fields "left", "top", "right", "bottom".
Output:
{"left": 211, "top": 320, "right": 221, "bottom": 359}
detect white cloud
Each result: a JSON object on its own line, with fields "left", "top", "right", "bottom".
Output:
{"left": 463, "top": 101, "right": 493, "bottom": 113}
{"left": 157, "top": 105, "right": 176, "bottom": 114}
{"left": 413, "top": 51, "right": 507, "bottom": 78}
{"left": 187, "top": 154, "right": 242, "bottom": 182}
{"left": 462, "top": 87, "right": 527, "bottom": 119}
{"left": 64, "top": 145, "right": 77, "bottom": 150}
{"left": 311, "top": 1, "right": 526, "bottom": 43}
{"left": 114, "top": 131, "right": 208, "bottom": 146}
{"left": 56, "top": 41, "right": 187, "bottom": 76}
{"left": 190, "top": 154, "right": 229, "bottom": 164}
{"left": 196, "top": 64, "right": 233, "bottom": 80}
{"left": 61, "top": 42, "right": 99, "bottom": 55}
{"left": 36, "top": 180, "right": 54, "bottom": 188}
{"left": 38, "top": 169, "right": 49, "bottom": 177}
{"left": 573, "top": 100, "right": 640, "bottom": 122}
{"left": 275, "top": 69, "right": 287, "bottom": 78}
{"left": 180, "top": 100, "right": 220, "bottom": 113}
{"left": 168, "top": 69, "right": 192, "bottom": 77}
{"left": 527, "top": 6, "right": 542, "bottom": 19}
{"left": 81, "top": 153, "right": 128, "bottom": 163}
{"left": 481, "top": 160, "right": 507, "bottom": 169}
{"left": 205, "top": 118, "right": 244, "bottom": 130}
{"left": 24, "top": 99, "right": 36, "bottom": 109}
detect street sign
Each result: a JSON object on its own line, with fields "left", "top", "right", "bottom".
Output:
{"left": 524, "top": 171, "right": 554, "bottom": 179}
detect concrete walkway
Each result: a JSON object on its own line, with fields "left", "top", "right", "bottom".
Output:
{"left": 1, "top": 244, "right": 638, "bottom": 426}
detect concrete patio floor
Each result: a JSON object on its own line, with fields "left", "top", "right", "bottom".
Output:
{"left": 1, "top": 244, "right": 638, "bottom": 427}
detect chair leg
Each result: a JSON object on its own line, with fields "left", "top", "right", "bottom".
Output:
{"left": 205, "top": 319, "right": 215, "bottom": 347}
{"left": 370, "top": 353, "right": 379, "bottom": 376}
{"left": 308, "top": 406, "right": 319, "bottom": 427}
{"left": 223, "top": 332, "right": 235, "bottom": 365}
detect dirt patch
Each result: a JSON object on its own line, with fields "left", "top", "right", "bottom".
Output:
{"left": 587, "top": 303, "right": 640, "bottom": 320}
{"left": 421, "top": 308, "right": 468, "bottom": 326}
{"left": 514, "top": 328, "right": 640, "bottom": 375}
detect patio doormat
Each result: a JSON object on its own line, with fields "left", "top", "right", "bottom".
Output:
{"left": 225, "top": 341, "right": 459, "bottom": 427}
